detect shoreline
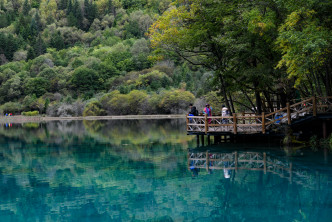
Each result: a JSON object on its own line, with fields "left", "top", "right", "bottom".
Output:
{"left": 0, "top": 115, "right": 185, "bottom": 123}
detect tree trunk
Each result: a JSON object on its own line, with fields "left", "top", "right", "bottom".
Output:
{"left": 253, "top": 81, "right": 262, "bottom": 114}
{"left": 219, "top": 72, "right": 232, "bottom": 115}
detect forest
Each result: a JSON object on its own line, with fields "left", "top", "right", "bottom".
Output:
{"left": 0, "top": 0, "right": 331, "bottom": 116}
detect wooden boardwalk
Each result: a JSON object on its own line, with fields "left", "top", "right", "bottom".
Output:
{"left": 186, "top": 96, "right": 332, "bottom": 135}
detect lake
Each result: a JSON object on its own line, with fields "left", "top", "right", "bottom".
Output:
{"left": 0, "top": 119, "right": 331, "bottom": 221}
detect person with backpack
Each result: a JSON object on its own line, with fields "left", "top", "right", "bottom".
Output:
{"left": 189, "top": 104, "right": 198, "bottom": 116}
{"left": 188, "top": 104, "right": 198, "bottom": 123}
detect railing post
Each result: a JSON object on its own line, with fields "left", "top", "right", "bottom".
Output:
{"left": 313, "top": 96, "right": 317, "bottom": 116}
{"left": 186, "top": 115, "right": 189, "bottom": 131}
{"left": 286, "top": 102, "right": 291, "bottom": 125}
{"left": 233, "top": 113, "right": 237, "bottom": 134}
{"left": 242, "top": 112, "right": 245, "bottom": 124}
{"left": 262, "top": 112, "right": 265, "bottom": 134}
{"left": 205, "top": 114, "right": 208, "bottom": 134}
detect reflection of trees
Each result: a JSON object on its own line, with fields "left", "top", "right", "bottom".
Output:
{"left": 0, "top": 121, "right": 331, "bottom": 221}
{"left": 0, "top": 119, "right": 197, "bottom": 221}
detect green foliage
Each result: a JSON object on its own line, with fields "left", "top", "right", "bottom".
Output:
{"left": 83, "top": 100, "right": 106, "bottom": 116}
{"left": 71, "top": 66, "right": 102, "bottom": 93}
{"left": 134, "top": 70, "right": 172, "bottom": 90}
{"left": 158, "top": 89, "right": 195, "bottom": 114}
{"left": 0, "top": 33, "right": 21, "bottom": 62}
{"left": 1, "top": 102, "right": 23, "bottom": 114}
{"left": 22, "top": 110, "right": 39, "bottom": 116}
{"left": 3, "top": 0, "right": 330, "bottom": 117}
{"left": 25, "top": 77, "right": 50, "bottom": 97}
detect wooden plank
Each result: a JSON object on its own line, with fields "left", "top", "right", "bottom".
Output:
{"left": 290, "top": 97, "right": 314, "bottom": 108}
{"left": 208, "top": 124, "right": 234, "bottom": 127}
{"left": 186, "top": 116, "right": 205, "bottom": 119}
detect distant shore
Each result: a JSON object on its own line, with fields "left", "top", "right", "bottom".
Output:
{"left": 0, "top": 115, "right": 185, "bottom": 123}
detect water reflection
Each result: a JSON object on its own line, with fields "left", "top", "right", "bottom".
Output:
{"left": 188, "top": 150, "right": 330, "bottom": 190}
{"left": 0, "top": 120, "right": 331, "bottom": 221}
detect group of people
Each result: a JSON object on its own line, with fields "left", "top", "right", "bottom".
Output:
{"left": 188, "top": 103, "right": 230, "bottom": 120}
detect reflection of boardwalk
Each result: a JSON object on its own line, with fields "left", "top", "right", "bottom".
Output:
{"left": 187, "top": 96, "right": 332, "bottom": 135}
{"left": 188, "top": 150, "right": 329, "bottom": 189}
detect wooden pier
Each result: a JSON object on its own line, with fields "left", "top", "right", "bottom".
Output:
{"left": 186, "top": 96, "right": 332, "bottom": 140}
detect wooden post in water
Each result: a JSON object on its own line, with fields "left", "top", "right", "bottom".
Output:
{"left": 233, "top": 113, "right": 237, "bottom": 134}
{"left": 205, "top": 114, "right": 208, "bottom": 134}
{"left": 196, "top": 135, "right": 200, "bottom": 147}
{"left": 207, "top": 135, "right": 211, "bottom": 145}
{"left": 263, "top": 152, "right": 266, "bottom": 174}
{"left": 313, "top": 96, "right": 317, "bottom": 116}
{"left": 262, "top": 112, "right": 266, "bottom": 134}
{"left": 286, "top": 102, "right": 291, "bottom": 125}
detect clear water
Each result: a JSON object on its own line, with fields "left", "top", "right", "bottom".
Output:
{"left": 0, "top": 119, "right": 331, "bottom": 222}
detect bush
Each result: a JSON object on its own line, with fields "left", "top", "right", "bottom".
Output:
{"left": 158, "top": 89, "right": 195, "bottom": 114}
{"left": 1, "top": 102, "right": 23, "bottom": 114}
{"left": 22, "top": 111, "right": 39, "bottom": 116}
{"left": 83, "top": 101, "right": 106, "bottom": 116}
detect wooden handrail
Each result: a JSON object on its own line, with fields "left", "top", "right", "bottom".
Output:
{"left": 186, "top": 96, "right": 332, "bottom": 134}
{"left": 265, "top": 107, "right": 288, "bottom": 118}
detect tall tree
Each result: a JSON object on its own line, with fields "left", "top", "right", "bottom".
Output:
{"left": 22, "top": 0, "right": 31, "bottom": 16}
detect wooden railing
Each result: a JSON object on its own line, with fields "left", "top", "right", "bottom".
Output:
{"left": 186, "top": 96, "right": 332, "bottom": 134}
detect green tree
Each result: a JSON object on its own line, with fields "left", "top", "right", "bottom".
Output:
{"left": 71, "top": 67, "right": 102, "bottom": 93}
{"left": 50, "top": 31, "right": 65, "bottom": 50}
{"left": 25, "top": 77, "right": 50, "bottom": 97}
{"left": 33, "top": 34, "right": 47, "bottom": 56}
{"left": 22, "top": 0, "right": 31, "bottom": 16}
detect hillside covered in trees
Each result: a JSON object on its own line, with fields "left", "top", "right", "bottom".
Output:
{"left": 0, "top": 0, "right": 331, "bottom": 116}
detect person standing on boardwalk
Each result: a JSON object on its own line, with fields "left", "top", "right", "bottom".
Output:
{"left": 203, "top": 104, "right": 212, "bottom": 124}
{"left": 221, "top": 105, "right": 230, "bottom": 123}
{"left": 189, "top": 104, "right": 198, "bottom": 116}
{"left": 203, "top": 104, "right": 212, "bottom": 116}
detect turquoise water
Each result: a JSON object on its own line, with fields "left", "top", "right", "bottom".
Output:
{"left": 0, "top": 119, "right": 331, "bottom": 221}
